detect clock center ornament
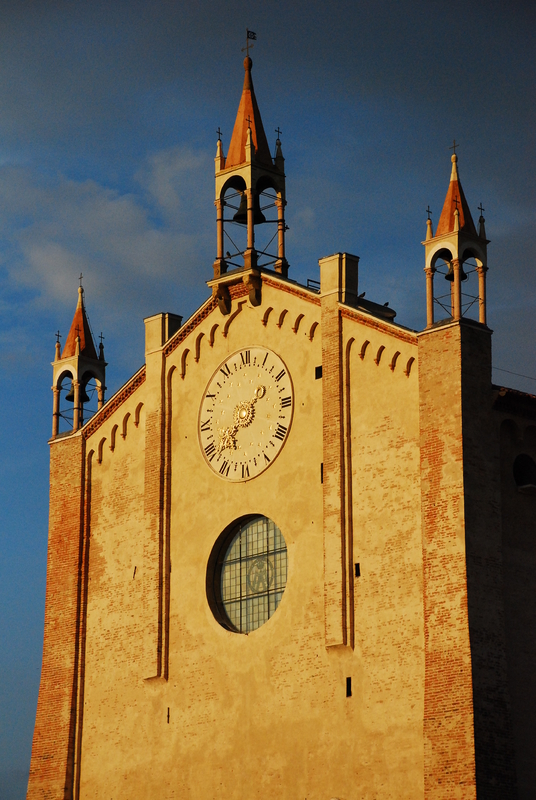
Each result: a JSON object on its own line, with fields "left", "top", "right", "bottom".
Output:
{"left": 199, "top": 348, "right": 294, "bottom": 481}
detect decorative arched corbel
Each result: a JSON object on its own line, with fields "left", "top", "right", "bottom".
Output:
{"left": 209, "top": 324, "right": 219, "bottom": 347}
{"left": 277, "top": 309, "right": 288, "bottom": 329}
{"left": 134, "top": 402, "right": 144, "bottom": 427}
{"left": 360, "top": 340, "right": 370, "bottom": 360}
{"left": 292, "top": 314, "right": 304, "bottom": 334}
{"left": 223, "top": 300, "right": 246, "bottom": 338}
{"left": 309, "top": 321, "right": 319, "bottom": 341}
{"left": 374, "top": 345, "right": 385, "bottom": 365}
{"left": 97, "top": 437, "right": 106, "bottom": 464}
{"left": 195, "top": 332, "right": 204, "bottom": 363}
{"left": 389, "top": 351, "right": 401, "bottom": 372}
{"left": 110, "top": 424, "right": 118, "bottom": 452}
{"left": 180, "top": 349, "right": 190, "bottom": 379}
{"left": 261, "top": 307, "right": 273, "bottom": 327}
{"left": 121, "top": 412, "right": 131, "bottom": 439}
{"left": 404, "top": 357, "right": 415, "bottom": 377}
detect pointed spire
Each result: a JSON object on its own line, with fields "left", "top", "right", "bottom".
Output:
{"left": 225, "top": 57, "right": 272, "bottom": 169}
{"left": 62, "top": 286, "right": 98, "bottom": 360}
{"left": 435, "top": 154, "right": 477, "bottom": 236}
{"left": 274, "top": 135, "right": 284, "bottom": 172}
{"left": 478, "top": 203, "right": 487, "bottom": 240}
{"left": 215, "top": 136, "right": 225, "bottom": 171}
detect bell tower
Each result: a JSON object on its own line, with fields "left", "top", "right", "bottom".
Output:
{"left": 423, "top": 149, "right": 489, "bottom": 327}
{"left": 210, "top": 55, "right": 287, "bottom": 314}
{"left": 51, "top": 284, "right": 106, "bottom": 436}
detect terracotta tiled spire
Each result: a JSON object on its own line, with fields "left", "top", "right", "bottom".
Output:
{"left": 435, "top": 154, "right": 477, "bottom": 236}
{"left": 225, "top": 57, "right": 272, "bottom": 168}
{"left": 62, "top": 286, "right": 98, "bottom": 360}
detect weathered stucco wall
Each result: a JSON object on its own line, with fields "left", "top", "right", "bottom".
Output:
{"left": 75, "top": 283, "right": 426, "bottom": 800}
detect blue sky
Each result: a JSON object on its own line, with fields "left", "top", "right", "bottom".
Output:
{"left": 1, "top": 1, "right": 535, "bottom": 796}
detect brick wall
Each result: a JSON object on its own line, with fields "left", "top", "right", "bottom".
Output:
{"left": 27, "top": 435, "right": 86, "bottom": 800}
{"left": 419, "top": 322, "right": 477, "bottom": 799}
{"left": 419, "top": 320, "right": 517, "bottom": 798}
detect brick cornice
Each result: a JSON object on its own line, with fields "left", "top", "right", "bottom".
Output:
{"left": 340, "top": 305, "right": 417, "bottom": 345}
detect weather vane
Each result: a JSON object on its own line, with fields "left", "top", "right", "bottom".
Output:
{"left": 242, "top": 29, "right": 257, "bottom": 57}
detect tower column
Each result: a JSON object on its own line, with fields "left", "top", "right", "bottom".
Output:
{"left": 425, "top": 266, "right": 435, "bottom": 327}
{"left": 72, "top": 380, "right": 81, "bottom": 431}
{"left": 477, "top": 264, "right": 487, "bottom": 325}
{"left": 216, "top": 198, "right": 224, "bottom": 261}
{"left": 52, "top": 387, "right": 60, "bottom": 438}
{"left": 275, "top": 196, "right": 288, "bottom": 276}
{"left": 97, "top": 383, "right": 105, "bottom": 410}
{"left": 246, "top": 187, "right": 254, "bottom": 251}
{"left": 452, "top": 259, "right": 462, "bottom": 320}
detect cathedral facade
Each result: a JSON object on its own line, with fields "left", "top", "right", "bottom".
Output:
{"left": 28, "top": 57, "right": 536, "bottom": 799}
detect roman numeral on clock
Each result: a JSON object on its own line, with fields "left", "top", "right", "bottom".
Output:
{"left": 204, "top": 442, "right": 216, "bottom": 460}
{"left": 220, "top": 364, "right": 231, "bottom": 378}
{"left": 240, "top": 350, "right": 250, "bottom": 366}
{"left": 241, "top": 464, "right": 250, "bottom": 479}
{"left": 200, "top": 419, "right": 211, "bottom": 432}
{"left": 274, "top": 424, "right": 287, "bottom": 441}
{"left": 219, "top": 461, "right": 230, "bottom": 476}
{"left": 281, "top": 396, "right": 291, "bottom": 408}
{"left": 275, "top": 369, "right": 286, "bottom": 382}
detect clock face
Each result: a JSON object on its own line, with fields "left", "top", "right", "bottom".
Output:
{"left": 198, "top": 347, "right": 294, "bottom": 481}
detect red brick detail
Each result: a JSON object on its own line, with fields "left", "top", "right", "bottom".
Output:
{"left": 419, "top": 324, "right": 477, "bottom": 798}
{"left": 229, "top": 282, "right": 249, "bottom": 300}
{"left": 340, "top": 305, "right": 417, "bottom": 344}
{"left": 82, "top": 368, "right": 146, "bottom": 439}
{"left": 263, "top": 276, "right": 321, "bottom": 306}
{"left": 321, "top": 295, "right": 347, "bottom": 647}
{"left": 163, "top": 298, "right": 218, "bottom": 357}
{"left": 27, "top": 436, "right": 86, "bottom": 800}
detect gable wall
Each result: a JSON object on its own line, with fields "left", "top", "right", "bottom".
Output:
{"left": 57, "top": 285, "right": 425, "bottom": 799}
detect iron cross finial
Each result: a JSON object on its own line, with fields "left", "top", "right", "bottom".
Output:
{"left": 55, "top": 330, "right": 62, "bottom": 344}
{"left": 453, "top": 196, "right": 460, "bottom": 210}
{"left": 275, "top": 127, "right": 282, "bottom": 139}
{"left": 426, "top": 205, "right": 432, "bottom": 220}
{"left": 79, "top": 272, "right": 83, "bottom": 287}
{"left": 217, "top": 127, "right": 222, "bottom": 141}
{"left": 75, "top": 324, "right": 81, "bottom": 338}
{"left": 99, "top": 332, "right": 105, "bottom": 344}
{"left": 478, "top": 203, "right": 485, "bottom": 216}
{"left": 449, "top": 139, "right": 459, "bottom": 155}
{"left": 246, "top": 115, "right": 252, "bottom": 128}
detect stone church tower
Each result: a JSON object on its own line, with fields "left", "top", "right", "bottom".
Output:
{"left": 27, "top": 56, "right": 536, "bottom": 800}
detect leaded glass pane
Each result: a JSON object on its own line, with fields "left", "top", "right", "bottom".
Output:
{"left": 220, "top": 516, "right": 287, "bottom": 633}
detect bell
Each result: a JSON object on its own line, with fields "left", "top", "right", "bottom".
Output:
{"left": 64, "top": 381, "right": 75, "bottom": 402}
{"left": 445, "top": 261, "right": 468, "bottom": 282}
{"left": 232, "top": 192, "right": 266, "bottom": 225}
{"left": 64, "top": 381, "right": 90, "bottom": 404}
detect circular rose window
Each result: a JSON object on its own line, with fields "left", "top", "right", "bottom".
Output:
{"left": 207, "top": 515, "right": 288, "bottom": 633}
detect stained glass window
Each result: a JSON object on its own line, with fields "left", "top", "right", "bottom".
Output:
{"left": 217, "top": 516, "right": 287, "bottom": 633}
